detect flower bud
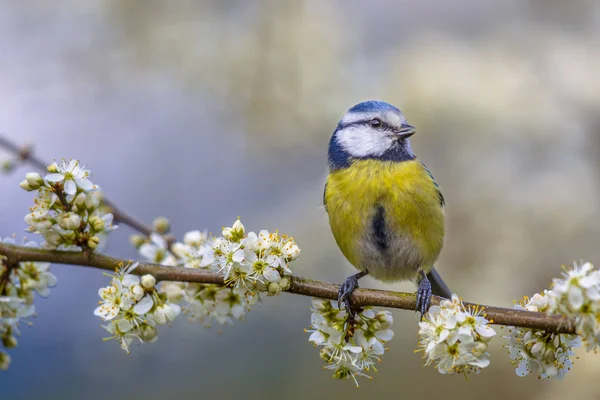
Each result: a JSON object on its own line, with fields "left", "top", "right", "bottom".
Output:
{"left": 152, "top": 217, "right": 170, "bottom": 234}
{"left": 267, "top": 282, "right": 281, "bottom": 296}
{"left": 73, "top": 192, "right": 87, "bottom": 208}
{"left": 61, "top": 229, "right": 76, "bottom": 241}
{"left": 58, "top": 212, "right": 81, "bottom": 230}
{"left": 531, "top": 341, "right": 544, "bottom": 357}
{"left": 153, "top": 306, "right": 167, "bottom": 324}
{"left": 139, "top": 324, "right": 158, "bottom": 342}
{"left": 141, "top": 274, "right": 156, "bottom": 290}
{"left": 88, "top": 215, "right": 105, "bottom": 232}
{"left": 222, "top": 227, "right": 233, "bottom": 240}
{"left": 46, "top": 163, "right": 58, "bottom": 173}
{"left": 84, "top": 192, "right": 100, "bottom": 210}
{"left": 0, "top": 351, "right": 11, "bottom": 371}
{"left": 2, "top": 335, "right": 17, "bottom": 349}
{"left": 19, "top": 179, "right": 33, "bottom": 191}
{"left": 2, "top": 160, "right": 14, "bottom": 173}
{"left": 25, "top": 172, "right": 44, "bottom": 189}
{"left": 279, "top": 276, "right": 291, "bottom": 291}
{"left": 42, "top": 230, "right": 63, "bottom": 247}
{"left": 130, "top": 284, "right": 145, "bottom": 301}
{"left": 129, "top": 234, "right": 147, "bottom": 249}
{"left": 232, "top": 219, "right": 245, "bottom": 236}
{"left": 87, "top": 235, "right": 101, "bottom": 250}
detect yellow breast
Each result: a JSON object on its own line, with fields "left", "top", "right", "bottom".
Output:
{"left": 325, "top": 159, "right": 445, "bottom": 281}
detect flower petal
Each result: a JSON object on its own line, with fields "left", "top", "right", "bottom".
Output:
{"left": 45, "top": 173, "right": 64, "bottom": 182}
{"left": 133, "top": 295, "right": 154, "bottom": 315}
{"left": 76, "top": 178, "right": 94, "bottom": 191}
{"left": 263, "top": 267, "right": 281, "bottom": 283}
{"left": 375, "top": 329, "right": 394, "bottom": 341}
{"left": 63, "top": 179, "right": 77, "bottom": 195}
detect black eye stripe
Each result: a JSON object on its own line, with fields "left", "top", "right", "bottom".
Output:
{"left": 338, "top": 119, "right": 393, "bottom": 131}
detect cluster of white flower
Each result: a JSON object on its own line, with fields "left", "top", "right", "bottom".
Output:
{"left": 0, "top": 238, "right": 57, "bottom": 370}
{"left": 505, "top": 291, "right": 581, "bottom": 379}
{"left": 307, "top": 298, "right": 394, "bottom": 386}
{"left": 134, "top": 225, "right": 250, "bottom": 326}
{"left": 418, "top": 294, "right": 496, "bottom": 375}
{"left": 136, "top": 233, "right": 178, "bottom": 266}
{"left": 0, "top": 296, "right": 34, "bottom": 371}
{"left": 162, "top": 282, "right": 247, "bottom": 327}
{"left": 549, "top": 261, "right": 600, "bottom": 351}
{"left": 204, "top": 220, "right": 299, "bottom": 299}
{"left": 94, "top": 262, "right": 181, "bottom": 353}
{"left": 20, "top": 160, "right": 116, "bottom": 250}
{"left": 134, "top": 219, "right": 300, "bottom": 328}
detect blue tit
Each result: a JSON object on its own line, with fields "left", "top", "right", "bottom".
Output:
{"left": 323, "top": 100, "right": 451, "bottom": 318}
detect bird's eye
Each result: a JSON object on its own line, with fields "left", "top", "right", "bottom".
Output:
{"left": 370, "top": 118, "right": 382, "bottom": 128}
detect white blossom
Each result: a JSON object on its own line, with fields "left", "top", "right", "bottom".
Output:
{"left": 45, "top": 159, "right": 95, "bottom": 195}
{"left": 171, "top": 231, "right": 213, "bottom": 269}
{"left": 25, "top": 172, "right": 44, "bottom": 190}
{"left": 306, "top": 298, "right": 394, "bottom": 386}
{"left": 94, "top": 263, "right": 180, "bottom": 353}
{"left": 549, "top": 261, "right": 600, "bottom": 351}
{"left": 21, "top": 163, "right": 117, "bottom": 250}
{"left": 17, "top": 261, "right": 57, "bottom": 298}
{"left": 139, "top": 233, "right": 177, "bottom": 266}
{"left": 152, "top": 303, "right": 181, "bottom": 325}
{"left": 204, "top": 221, "right": 301, "bottom": 298}
{"left": 175, "top": 284, "right": 249, "bottom": 327}
{"left": 418, "top": 294, "right": 496, "bottom": 375}
{"left": 139, "top": 221, "right": 300, "bottom": 330}
{"left": 505, "top": 290, "right": 581, "bottom": 379}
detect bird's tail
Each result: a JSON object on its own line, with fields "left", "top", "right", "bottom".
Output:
{"left": 427, "top": 267, "right": 452, "bottom": 299}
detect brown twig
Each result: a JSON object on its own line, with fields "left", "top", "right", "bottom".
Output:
{"left": 0, "top": 242, "right": 577, "bottom": 335}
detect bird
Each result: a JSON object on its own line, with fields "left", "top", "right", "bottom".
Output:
{"left": 323, "top": 100, "right": 452, "bottom": 319}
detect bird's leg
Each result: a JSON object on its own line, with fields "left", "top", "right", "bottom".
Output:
{"left": 338, "top": 270, "right": 368, "bottom": 319}
{"left": 416, "top": 269, "right": 432, "bottom": 319}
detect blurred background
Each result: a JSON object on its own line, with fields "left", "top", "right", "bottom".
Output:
{"left": 1, "top": 0, "right": 600, "bottom": 398}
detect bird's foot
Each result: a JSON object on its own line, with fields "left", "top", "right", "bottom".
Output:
{"left": 416, "top": 270, "right": 432, "bottom": 319}
{"left": 338, "top": 271, "right": 368, "bottom": 320}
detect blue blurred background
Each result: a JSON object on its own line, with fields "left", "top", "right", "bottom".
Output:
{"left": 1, "top": 0, "right": 600, "bottom": 399}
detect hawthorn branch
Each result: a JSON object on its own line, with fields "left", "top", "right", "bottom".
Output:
{"left": 0, "top": 242, "right": 576, "bottom": 335}
{"left": 0, "top": 134, "right": 175, "bottom": 246}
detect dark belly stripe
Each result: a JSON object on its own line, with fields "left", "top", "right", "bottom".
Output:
{"left": 372, "top": 205, "right": 388, "bottom": 252}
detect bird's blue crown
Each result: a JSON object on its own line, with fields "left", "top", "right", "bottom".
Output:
{"left": 346, "top": 100, "right": 401, "bottom": 115}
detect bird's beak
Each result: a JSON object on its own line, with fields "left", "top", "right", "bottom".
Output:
{"left": 395, "top": 123, "right": 415, "bottom": 140}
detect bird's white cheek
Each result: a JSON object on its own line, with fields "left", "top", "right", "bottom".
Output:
{"left": 337, "top": 128, "right": 392, "bottom": 158}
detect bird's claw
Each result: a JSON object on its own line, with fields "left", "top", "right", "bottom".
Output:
{"left": 338, "top": 271, "right": 368, "bottom": 319}
{"left": 416, "top": 271, "right": 432, "bottom": 319}
{"left": 338, "top": 277, "right": 359, "bottom": 318}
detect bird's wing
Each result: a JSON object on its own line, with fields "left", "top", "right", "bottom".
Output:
{"left": 323, "top": 181, "right": 328, "bottom": 213}
{"left": 421, "top": 162, "right": 445, "bottom": 207}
